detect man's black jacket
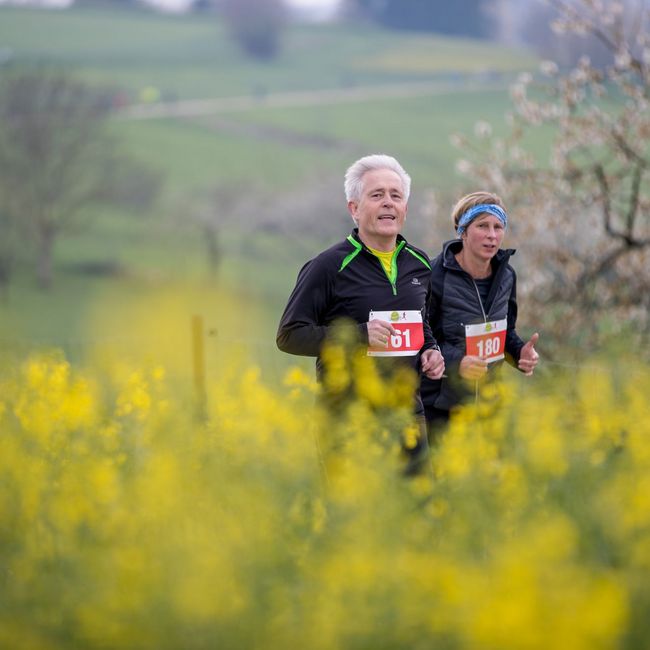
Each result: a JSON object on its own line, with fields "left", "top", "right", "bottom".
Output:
{"left": 277, "top": 229, "right": 438, "bottom": 378}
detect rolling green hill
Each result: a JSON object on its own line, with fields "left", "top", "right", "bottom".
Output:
{"left": 0, "top": 6, "right": 535, "bottom": 97}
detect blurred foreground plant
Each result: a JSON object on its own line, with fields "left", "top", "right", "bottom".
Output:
{"left": 0, "top": 349, "right": 649, "bottom": 648}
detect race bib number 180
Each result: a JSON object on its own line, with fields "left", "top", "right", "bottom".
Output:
{"left": 465, "top": 318, "right": 507, "bottom": 363}
{"left": 368, "top": 310, "right": 424, "bottom": 357}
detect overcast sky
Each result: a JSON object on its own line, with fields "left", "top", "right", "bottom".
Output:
{"left": 0, "top": 0, "right": 342, "bottom": 16}
{"left": 144, "top": 0, "right": 341, "bottom": 18}
{"left": 195, "top": 0, "right": 342, "bottom": 16}
{"left": 287, "top": 0, "right": 340, "bottom": 11}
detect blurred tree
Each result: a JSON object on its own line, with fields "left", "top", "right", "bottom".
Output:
{"left": 451, "top": 0, "right": 650, "bottom": 355}
{"left": 517, "top": 0, "right": 621, "bottom": 67}
{"left": 343, "top": 0, "right": 490, "bottom": 37}
{"left": 0, "top": 67, "right": 158, "bottom": 289}
{"left": 259, "top": 175, "right": 350, "bottom": 248}
{"left": 186, "top": 182, "right": 250, "bottom": 280}
{"left": 184, "top": 175, "right": 352, "bottom": 281}
{"left": 103, "top": 155, "right": 163, "bottom": 212}
{"left": 221, "top": 0, "right": 287, "bottom": 60}
{"left": 0, "top": 208, "right": 18, "bottom": 299}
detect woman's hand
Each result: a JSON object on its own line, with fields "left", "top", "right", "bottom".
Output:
{"left": 518, "top": 332, "right": 540, "bottom": 376}
{"left": 421, "top": 348, "right": 445, "bottom": 380}
{"left": 459, "top": 355, "right": 488, "bottom": 380}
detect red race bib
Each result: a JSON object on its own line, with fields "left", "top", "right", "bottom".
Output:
{"left": 368, "top": 310, "right": 424, "bottom": 357}
{"left": 465, "top": 318, "right": 507, "bottom": 363}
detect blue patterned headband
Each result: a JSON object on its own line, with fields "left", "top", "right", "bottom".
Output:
{"left": 456, "top": 203, "right": 508, "bottom": 236}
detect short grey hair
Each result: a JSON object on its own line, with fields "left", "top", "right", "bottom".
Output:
{"left": 344, "top": 154, "right": 411, "bottom": 203}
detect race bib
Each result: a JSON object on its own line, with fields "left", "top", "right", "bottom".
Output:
{"left": 368, "top": 310, "right": 424, "bottom": 357}
{"left": 465, "top": 318, "right": 507, "bottom": 363}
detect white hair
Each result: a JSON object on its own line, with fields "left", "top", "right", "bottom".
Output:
{"left": 344, "top": 154, "right": 411, "bottom": 203}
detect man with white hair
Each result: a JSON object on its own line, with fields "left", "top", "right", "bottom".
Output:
{"left": 277, "top": 154, "right": 444, "bottom": 473}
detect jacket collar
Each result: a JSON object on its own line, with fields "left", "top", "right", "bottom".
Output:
{"left": 351, "top": 228, "right": 407, "bottom": 251}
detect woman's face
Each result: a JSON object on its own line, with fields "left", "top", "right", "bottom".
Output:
{"left": 462, "top": 213, "right": 505, "bottom": 262}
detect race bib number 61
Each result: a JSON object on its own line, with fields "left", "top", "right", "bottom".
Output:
{"left": 368, "top": 310, "right": 424, "bottom": 357}
{"left": 465, "top": 318, "right": 507, "bottom": 363}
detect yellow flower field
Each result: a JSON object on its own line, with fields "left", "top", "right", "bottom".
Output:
{"left": 0, "top": 347, "right": 648, "bottom": 649}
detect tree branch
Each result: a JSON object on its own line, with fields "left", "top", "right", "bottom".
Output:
{"left": 625, "top": 162, "right": 644, "bottom": 239}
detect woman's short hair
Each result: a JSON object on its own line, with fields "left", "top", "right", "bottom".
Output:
{"left": 344, "top": 154, "right": 411, "bottom": 203}
{"left": 452, "top": 191, "right": 505, "bottom": 231}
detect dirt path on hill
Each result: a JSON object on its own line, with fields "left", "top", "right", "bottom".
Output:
{"left": 115, "top": 78, "right": 505, "bottom": 151}
{"left": 117, "top": 78, "right": 505, "bottom": 120}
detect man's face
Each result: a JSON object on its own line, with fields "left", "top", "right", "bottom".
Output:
{"left": 347, "top": 168, "right": 407, "bottom": 247}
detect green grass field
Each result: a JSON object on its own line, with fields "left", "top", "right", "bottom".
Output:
{"left": 0, "top": 4, "right": 539, "bottom": 379}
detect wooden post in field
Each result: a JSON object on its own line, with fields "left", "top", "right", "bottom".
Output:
{"left": 191, "top": 314, "right": 207, "bottom": 420}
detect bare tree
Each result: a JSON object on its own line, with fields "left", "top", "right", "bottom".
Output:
{"left": 185, "top": 183, "right": 251, "bottom": 279}
{"left": 0, "top": 208, "right": 19, "bottom": 300}
{"left": 221, "top": 0, "right": 287, "bottom": 60}
{"left": 0, "top": 67, "right": 117, "bottom": 289}
{"left": 0, "top": 67, "right": 113, "bottom": 289}
{"left": 450, "top": 0, "right": 650, "bottom": 356}
{"left": 182, "top": 175, "right": 349, "bottom": 282}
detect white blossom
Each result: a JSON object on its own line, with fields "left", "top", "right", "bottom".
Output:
{"left": 572, "top": 67, "right": 588, "bottom": 83}
{"left": 540, "top": 60, "right": 559, "bottom": 76}
{"left": 551, "top": 19, "right": 568, "bottom": 35}
{"left": 474, "top": 120, "right": 492, "bottom": 138}
{"left": 615, "top": 49, "right": 632, "bottom": 68}
{"left": 572, "top": 19, "right": 589, "bottom": 36}
{"left": 449, "top": 133, "right": 464, "bottom": 148}
{"left": 510, "top": 84, "right": 526, "bottom": 102}
{"left": 610, "top": 1, "right": 624, "bottom": 15}
{"left": 601, "top": 12, "right": 615, "bottom": 26}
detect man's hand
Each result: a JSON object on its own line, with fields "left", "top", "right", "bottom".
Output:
{"left": 459, "top": 355, "right": 488, "bottom": 380}
{"left": 421, "top": 348, "right": 445, "bottom": 380}
{"left": 367, "top": 319, "right": 397, "bottom": 348}
{"left": 518, "top": 332, "right": 540, "bottom": 376}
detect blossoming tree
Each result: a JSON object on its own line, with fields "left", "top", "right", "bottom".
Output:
{"left": 453, "top": 0, "right": 650, "bottom": 356}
